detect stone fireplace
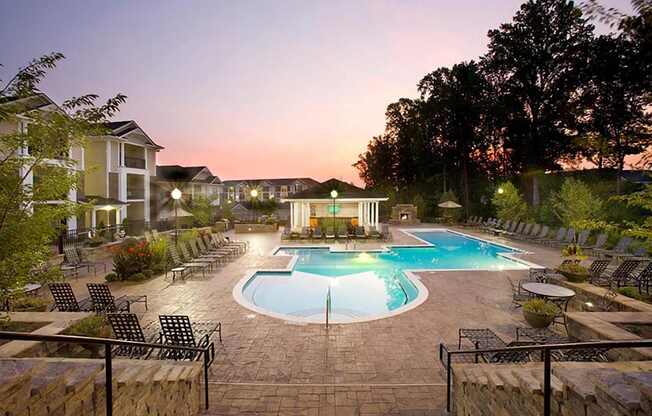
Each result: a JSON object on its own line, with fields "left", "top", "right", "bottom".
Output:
{"left": 390, "top": 204, "right": 420, "bottom": 225}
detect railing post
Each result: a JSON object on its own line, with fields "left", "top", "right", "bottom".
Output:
{"left": 446, "top": 349, "right": 452, "bottom": 413}
{"left": 543, "top": 348, "right": 551, "bottom": 416}
{"left": 105, "top": 343, "right": 113, "bottom": 416}
{"left": 203, "top": 348, "right": 210, "bottom": 410}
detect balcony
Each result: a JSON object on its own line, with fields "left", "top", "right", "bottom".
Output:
{"left": 125, "top": 156, "right": 146, "bottom": 169}
{"left": 126, "top": 173, "right": 145, "bottom": 200}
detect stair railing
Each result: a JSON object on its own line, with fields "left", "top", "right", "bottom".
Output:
{"left": 0, "top": 331, "right": 215, "bottom": 416}
{"left": 439, "top": 339, "right": 652, "bottom": 416}
{"left": 325, "top": 287, "right": 332, "bottom": 329}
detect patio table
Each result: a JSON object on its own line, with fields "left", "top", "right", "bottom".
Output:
{"left": 521, "top": 282, "right": 575, "bottom": 299}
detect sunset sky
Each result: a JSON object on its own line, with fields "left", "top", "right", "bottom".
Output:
{"left": 1, "top": 0, "right": 632, "bottom": 184}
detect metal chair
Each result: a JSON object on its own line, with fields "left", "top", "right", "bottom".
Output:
{"left": 87, "top": 283, "right": 147, "bottom": 313}
{"left": 507, "top": 277, "right": 530, "bottom": 308}
{"left": 48, "top": 282, "right": 92, "bottom": 312}
{"left": 166, "top": 246, "right": 190, "bottom": 281}
{"left": 107, "top": 313, "right": 161, "bottom": 359}
{"left": 458, "top": 328, "right": 532, "bottom": 363}
{"left": 635, "top": 262, "right": 652, "bottom": 295}
{"left": 159, "top": 315, "right": 220, "bottom": 361}
{"left": 593, "top": 259, "right": 642, "bottom": 288}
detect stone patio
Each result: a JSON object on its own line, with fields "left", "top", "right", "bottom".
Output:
{"left": 51, "top": 225, "right": 567, "bottom": 415}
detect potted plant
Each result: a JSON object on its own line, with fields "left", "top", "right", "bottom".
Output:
{"left": 523, "top": 299, "right": 559, "bottom": 328}
{"left": 63, "top": 316, "right": 111, "bottom": 357}
{"left": 557, "top": 262, "right": 590, "bottom": 283}
{"left": 561, "top": 243, "right": 587, "bottom": 262}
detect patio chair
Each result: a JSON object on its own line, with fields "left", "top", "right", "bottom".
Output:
{"left": 159, "top": 315, "right": 220, "bottom": 361}
{"left": 551, "top": 228, "right": 575, "bottom": 248}
{"left": 581, "top": 233, "right": 608, "bottom": 254}
{"left": 515, "top": 223, "right": 539, "bottom": 240}
{"left": 48, "top": 282, "right": 93, "bottom": 312}
{"left": 300, "top": 227, "right": 312, "bottom": 240}
{"left": 107, "top": 313, "right": 162, "bottom": 359}
{"left": 325, "top": 227, "right": 336, "bottom": 240}
{"left": 165, "top": 246, "right": 190, "bottom": 281}
{"left": 87, "top": 283, "right": 147, "bottom": 313}
{"left": 458, "top": 328, "right": 532, "bottom": 364}
{"left": 507, "top": 222, "right": 526, "bottom": 237}
{"left": 216, "top": 232, "right": 248, "bottom": 251}
{"left": 281, "top": 227, "right": 291, "bottom": 240}
{"left": 168, "top": 245, "right": 207, "bottom": 279}
{"left": 188, "top": 240, "right": 223, "bottom": 268}
{"left": 515, "top": 327, "right": 610, "bottom": 361}
{"left": 549, "top": 297, "right": 572, "bottom": 332}
{"left": 592, "top": 259, "right": 642, "bottom": 288}
{"left": 540, "top": 227, "right": 566, "bottom": 246}
{"left": 178, "top": 244, "right": 212, "bottom": 276}
{"left": 507, "top": 277, "right": 530, "bottom": 308}
{"left": 381, "top": 223, "right": 391, "bottom": 241}
{"left": 312, "top": 227, "right": 323, "bottom": 241}
{"left": 355, "top": 226, "right": 367, "bottom": 239}
{"left": 202, "top": 234, "right": 237, "bottom": 258}
{"left": 635, "top": 262, "right": 652, "bottom": 295}
{"left": 576, "top": 230, "right": 591, "bottom": 247}
{"left": 587, "top": 259, "right": 611, "bottom": 284}
{"left": 527, "top": 225, "right": 550, "bottom": 242}
{"left": 63, "top": 246, "right": 104, "bottom": 276}
{"left": 594, "top": 236, "right": 633, "bottom": 258}
{"left": 212, "top": 233, "right": 245, "bottom": 254}
{"left": 336, "top": 225, "right": 348, "bottom": 240}
{"left": 367, "top": 225, "right": 381, "bottom": 239}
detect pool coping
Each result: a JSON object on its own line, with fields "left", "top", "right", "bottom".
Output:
{"left": 232, "top": 227, "right": 544, "bottom": 324}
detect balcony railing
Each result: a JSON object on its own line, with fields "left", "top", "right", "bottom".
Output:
{"left": 124, "top": 156, "right": 146, "bottom": 169}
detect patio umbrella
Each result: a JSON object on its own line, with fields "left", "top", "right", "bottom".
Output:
{"left": 157, "top": 206, "right": 194, "bottom": 220}
{"left": 438, "top": 200, "right": 462, "bottom": 209}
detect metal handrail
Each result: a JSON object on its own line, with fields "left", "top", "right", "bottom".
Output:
{"left": 0, "top": 331, "right": 215, "bottom": 416}
{"left": 325, "top": 287, "right": 332, "bottom": 328}
{"left": 438, "top": 338, "right": 652, "bottom": 415}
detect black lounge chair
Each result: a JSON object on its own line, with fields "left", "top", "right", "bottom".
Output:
{"left": 63, "top": 246, "right": 107, "bottom": 276}
{"left": 354, "top": 226, "right": 367, "bottom": 239}
{"left": 635, "top": 262, "right": 652, "bottom": 295}
{"left": 48, "top": 282, "right": 92, "bottom": 312}
{"left": 581, "top": 233, "right": 608, "bottom": 254}
{"left": 178, "top": 243, "right": 213, "bottom": 275}
{"left": 367, "top": 226, "right": 382, "bottom": 239}
{"left": 576, "top": 230, "right": 591, "bottom": 247}
{"left": 588, "top": 259, "right": 611, "bottom": 284}
{"left": 551, "top": 228, "right": 575, "bottom": 248}
{"left": 168, "top": 245, "right": 207, "bottom": 279}
{"left": 300, "top": 227, "right": 311, "bottom": 240}
{"left": 592, "top": 259, "right": 642, "bottom": 288}
{"left": 165, "top": 246, "right": 189, "bottom": 281}
{"left": 188, "top": 239, "right": 224, "bottom": 268}
{"left": 458, "top": 328, "right": 532, "bottom": 363}
{"left": 312, "top": 227, "right": 323, "bottom": 240}
{"left": 540, "top": 227, "right": 566, "bottom": 246}
{"left": 199, "top": 235, "right": 236, "bottom": 258}
{"left": 515, "top": 327, "right": 609, "bottom": 362}
{"left": 159, "top": 314, "right": 220, "bottom": 361}
{"left": 594, "top": 236, "right": 633, "bottom": 258}
{"left": 87, "top": 283, "right": 147, "bottom": 313}
{"left": 107, "top": 313, "right": 162, "bottom": 359}
{"left": 527, "top": 225, "right": 550, "bottom": 242}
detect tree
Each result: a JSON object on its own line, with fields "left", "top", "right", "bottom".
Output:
{"left": 613, "top": 184, "right": 652, "bottom": 249}
{"left": 578, "top": 34, "right": 651, "bottom": 193}
{"left": 551, "top": 178, "right": 603, "bottom": 227}
{"left": 0, "top": 53, "right": 126, "bottom": 307}
{"left": 188, "top": 195, "right": 215, "bottom": 226}
{"left": 482, "top": 0, "right": 595, "bottom": 204}
{"left": 492, "top": 182, "right": 529, "bottom": 222}
{"left": 418, "top": 61, "right": 493, "bottom": 217}
{"left": 354, "top": 135, "right": 396, "bottom": 189}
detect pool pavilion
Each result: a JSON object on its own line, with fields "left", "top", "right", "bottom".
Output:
{"left": 281, "top": 178, "right": 388, "bottom": 231}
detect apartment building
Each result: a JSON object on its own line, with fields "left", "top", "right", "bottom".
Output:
{"left": 0, "top": 93, "right": 84, "bottom": 231}
{"left": 81, "top": 120, "right": 163, "bottom": 231}
{"left": 151, "top": 165, "right": 222, "bottom": 222}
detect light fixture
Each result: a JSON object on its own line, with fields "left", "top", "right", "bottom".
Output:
{"left": 100, "top": 205, "right": 114, "bottom": 211}
{"left": 497, "top": 187, "right": 504, "bottom": 194}
{"left": 330, "top": 190, "right": 338, "bottom": 199}
{"left": 171, "top": 188, "right": 182, "bottom": 200}
{"left": 250, "top": 189, "right": 258, "bottom": 198}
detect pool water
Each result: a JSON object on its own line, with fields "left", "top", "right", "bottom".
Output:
{"left": 239, "top": 230, "right": 527, "bottom": 322}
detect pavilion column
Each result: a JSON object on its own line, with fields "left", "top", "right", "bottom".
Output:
{"left": 304, "top": 202, "right": 310, "bottom": 227}
{"left": 361, "top": 202, "right": 366, "bottom": 226}
{"left": 375, "top": 202, "right": 379, "bottom": 228}
{"left": 91, "top": 208, "right": 97, "bottom": 229}
{"left": 358, "top": 202, "right": 363, "bottom": 227}
{"left": 289, "top": 202, "right": 294, "bottom": 230}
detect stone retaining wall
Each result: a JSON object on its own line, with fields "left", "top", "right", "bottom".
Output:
{"left": 453, "top": 361, "right": 652, "bottom": 416}
{"left": 234, "top": 223, "right": 278, "bottom": 233}
{"left": 560, "top": 281, "right": 652, "bottom": 313}
{"left": 0, "top": 358, "right": 203, "bottom": 416}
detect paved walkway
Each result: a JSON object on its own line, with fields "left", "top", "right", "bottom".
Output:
{"left": 59, "top": 225, "right": 566, "bottom": 415}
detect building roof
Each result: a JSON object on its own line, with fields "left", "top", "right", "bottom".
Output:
{"left": 79, "top": 195, "right": 128, "bottom": 206}
{"left": 101, "top": 120, "right": 164, "bottom": 150}
{"left": 0, "top": 93, "right": 61, "bottom": 114}
{"left": 284, "top": 178, "right": 387, "bottom": 200}
{"left": 221, "top": 177, "right": 319, "bottom": 187}
{"left": 155, "top": 165, "right": 221, "bottom": 184}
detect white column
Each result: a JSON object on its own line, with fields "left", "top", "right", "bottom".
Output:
{"left": 375, "top": 202, "right": 379, "bottom": 228}
{"left": 304, "top": 202, "right": 310, "bottom": 227}
{"left": 115, "top": 208, "right": 121, "bottom": 225}
{"left": 91, "top": 208, "right": 97, "bottom": 228}
{"left": 357, "top": 202, "right": 363, "bottom": 227}
{"left": 290, "top": 202, "right": 294, "bottom": 229}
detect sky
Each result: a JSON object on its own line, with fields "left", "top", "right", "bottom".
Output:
{"left": 1, "top": 0, "right": 632, "bottom": 185}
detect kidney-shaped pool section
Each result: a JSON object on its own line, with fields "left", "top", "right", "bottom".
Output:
{"left": 234, "top": 229, "right": 530, "bottom": 323}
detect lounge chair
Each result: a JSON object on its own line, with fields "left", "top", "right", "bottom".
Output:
{"left": 514, "top": 223, "right": 538, "bottom": 240}
{"left": 336, "top": 225, "right": 348, "bottom": 240}
{"left": 202, "top": 235, "right": 237, "bottom": 258}
{"left": 550, "top": 228, "right": 575, "bottom": 248}
{"left": 381, "top": 224, "right": 391, "bottom": 241}
{"left": 159, "top": 315, "right": 220, "bottom": 361}
{"left": 281, "top": 227, "right": 291, "bottom": 240}
{"left": 87, "top": 283, "right": 147, "bottom": 313}
{"left": 325, "top": 227, "right": 336, "bottom": 239}
{"left": 178, "top": 243, "right": 213, "bottom": 275}
{"left": 48, "top": 282, "right": 92, "bottom": 312}
{"left": 300, "top": 227, "right": 312, "bottom": 240}
{"left": 355, "top": 226, "right": 367, "bottom": 239}
{"left": 188, "top": 239, "right": 224, "bottom": 268}
{"left": 591, "top": 259, "right": 642, "bottom": 288}
{"left": 367, "top": 226, "right": 381, "bottom": 239}
{"left": 527, "top": 225, "right": 549, "bottom": 242}
{"left": 539, "top": 227, "right": 566, "bottom": 246}
{"left": 107, "top": 313, "right": 162, "bottom": 359}
{"left": 168, "top": 245, "right": 208, "bottom": 279}
{"left": 458, "top": 329, "right": 532, "bottom": 363}
{"left": 516, "top": 223, "right": 533, "bottom": 238}
{"left": 515, "top": 327, "right": 609, "bottom": 361}
{"left": 213, "top": 233, "right": 246, "bottom": 254}
{"left": 594, "top": 236, "right": 633, "bottom": 258}
{"left": 63, "top": 246, "right": 105, "bottom": 276}
{"left": 576, "top": 230, "right": 591, "bottom": 247}
{"left": 165, "top": 246, "right": 190, "bottom": 281}
{"left": 588, "top": 259, "right": 611, "bottom": 283}
{"left": 635, "top": 262, "right": 652, "bottom": 295}
{"left": 581, "top": 233, "right": 608, "bottom": 254}
{"left": 312, "top": 227, "right": 323, "bottom": 241}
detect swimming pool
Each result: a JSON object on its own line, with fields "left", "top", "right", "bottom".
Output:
{"left": 234, "top": 229, "right": 530, "bottom": 323}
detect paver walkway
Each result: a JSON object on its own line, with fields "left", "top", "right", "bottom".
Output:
{"left": 60, "top": 225, "right": 565, "bottom": 415}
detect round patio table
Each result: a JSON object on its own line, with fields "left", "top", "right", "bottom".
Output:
{"left": 521, "top": 282, "right": 575, "bottom": 299}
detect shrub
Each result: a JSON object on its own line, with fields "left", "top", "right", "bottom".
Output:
{"left": 129, "top": 272, "right": 147, "bottom": 281}
{"left": 561, "top": 243, "right": 585, "bottom": 258}
{"left": 111, "top": 239, "right": 156, "bottom": 280}
{"left": 523, "top": 299, "right": 560, "bottom": 316}
{"left": 617, "top": 287, "right": 646, "bottom": 301}
{"left": 11, "top": 296, "right": 49, "bottom": 312}
{"left": 492, "top": 182, "right": 528, "bottom": 222}
{"left": 63, "top": 316, "right": 111, "bottom": 338}
{"left": 551, "top": 178, "right": 603, "bottom": 228}
{"left": 557, "top": 262, "right": 588, "bottom": 275}
{"left": 104, "top": 272, "right": 119, "bottom": 282}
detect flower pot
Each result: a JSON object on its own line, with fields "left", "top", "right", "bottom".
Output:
{"left": 523, "top": 310, "right": 555, "bottom": 328}
{"left": 560, "top": 271, "right": 589, "bottom": 283}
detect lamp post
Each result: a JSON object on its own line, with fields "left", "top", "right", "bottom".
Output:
{"left": 330, "top": 189, "right": 338, "bottom": 235}
{"left": 250, "top": 189, "right": 258, "bottom": 223}
{"left": 171, "top": 188, "right": 182, "bottom": 244}
{"left": 497, "top": 187, "right": 504, "bottom": 195}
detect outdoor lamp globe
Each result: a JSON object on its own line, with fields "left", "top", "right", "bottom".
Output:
{"left": 171, "top": 188, "right": 182, "bottom": 200}
{"left": 250, "top": 189, "right": 259, "bottom": 198}
{"left": 330, "top": 190, "right": 338, "bottom": 199}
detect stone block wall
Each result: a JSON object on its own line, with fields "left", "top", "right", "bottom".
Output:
{"left": 452, "top": 361, "right": 652, "bottom": 416}
{"left": 0, "top": 358, "right": 203, "bottom": 416}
